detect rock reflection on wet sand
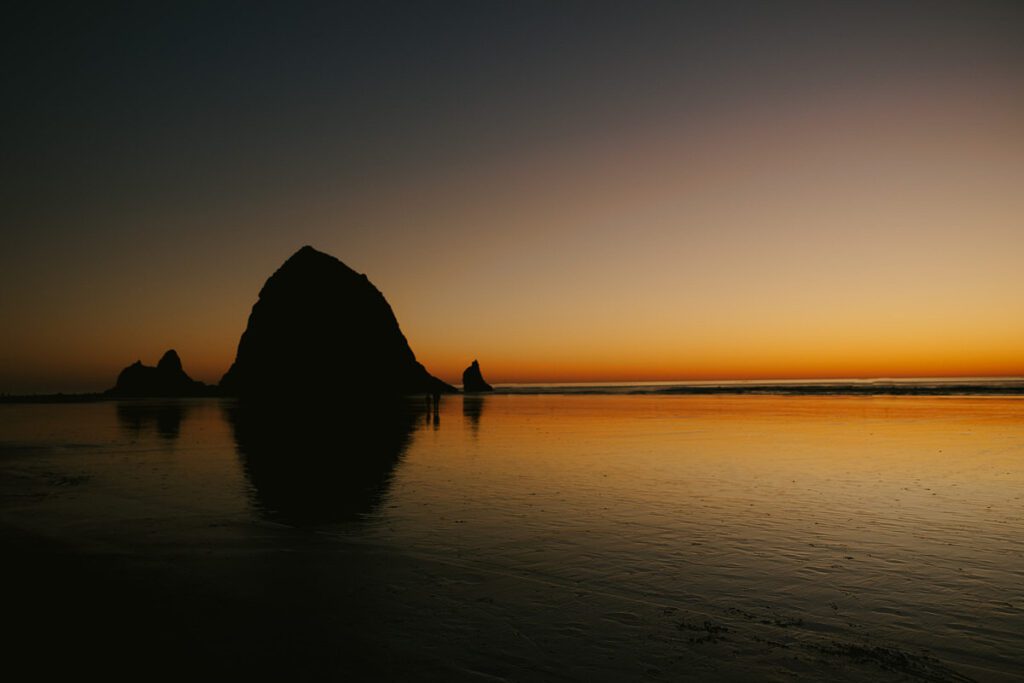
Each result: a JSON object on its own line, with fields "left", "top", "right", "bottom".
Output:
{"left": 0, "top": 395, "right": 1022, "bottom": 680}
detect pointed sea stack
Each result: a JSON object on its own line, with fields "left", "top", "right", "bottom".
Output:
{"left": 462, "top": 360, "right": 493, "bottom": 392}
{"left": 108, "top": 349, "right": 208, "bottom": 397}
{"left": 219, "top": 246, "right": 454, "bottom": 400}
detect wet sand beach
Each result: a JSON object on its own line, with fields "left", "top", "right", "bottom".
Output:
{"left": 2, "top": 395, "right": 1022, "bottom": 681}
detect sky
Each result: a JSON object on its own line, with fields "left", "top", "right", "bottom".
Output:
{"left": 2, "top": 1, "right": 1022, "bottom": 393}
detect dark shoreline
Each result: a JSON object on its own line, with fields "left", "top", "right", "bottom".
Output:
{"left": 0, "top": 521, "right": 381, "bottom": 679}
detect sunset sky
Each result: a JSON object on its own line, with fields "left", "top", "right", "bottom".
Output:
{"left": 2, "top": 1, "right": 1022, "bottom": 393}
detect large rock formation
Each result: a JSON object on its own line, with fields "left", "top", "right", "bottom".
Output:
{"left": 219, "top": 246, "right": 454, "bottom": 399}
{"left": 107, "top": 349, "right": 208, "bottom": 397}
{"left": 462, "top": 359, "right": 493, "bottom": 392}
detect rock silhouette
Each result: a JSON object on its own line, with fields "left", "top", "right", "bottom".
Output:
{"left": 224, "top": 401, "right": 425, "bottom": 525}
{"left": 116, "top": 401, "right": 192, "bottom": 441}
{"left": 462, "top": 359, "right": 493, "bottom": 392}
{"left": 220, "top": 246, "right": 454, "bottom": 399}
{"left": 107, "top": 349, "right": 208, "bottom": 397}
{"left": 462, "top": 395, "right": 486, "bottom": 434}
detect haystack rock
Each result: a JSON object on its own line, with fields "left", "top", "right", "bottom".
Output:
{"left": 219, "top": 246, "right": 455, "bottom": 399}
{"left": 108, "top": 349, "right": 208, "bottom": 397}
{"left": 462, "top": 360, "right": 493, "bottom": 392}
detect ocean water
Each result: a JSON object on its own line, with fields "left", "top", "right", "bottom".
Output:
{"left": 1, "top": 394, "right": 1022, "bottom": 680}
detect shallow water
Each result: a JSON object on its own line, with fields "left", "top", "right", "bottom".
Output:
{"left": 1, "top": 395, "right": 1022, "bottom": 680}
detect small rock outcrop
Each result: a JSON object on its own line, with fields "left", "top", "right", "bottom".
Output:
{"left": 219, "top": 246, "right": 455, "bottom": 399}
{"left": 108, "top": 350, "right": 208, "bottom": 397}
{"left": 462, "top": 360, "right": 493, "bottom": 392}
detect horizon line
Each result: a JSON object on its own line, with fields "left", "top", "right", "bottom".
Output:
{"left": 5, "top": 374, "right": 1024, "bottom": 398}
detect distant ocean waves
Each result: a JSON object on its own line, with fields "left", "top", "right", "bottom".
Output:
{"left": 494, "top": 379, "right": 1024, "bottom": 396}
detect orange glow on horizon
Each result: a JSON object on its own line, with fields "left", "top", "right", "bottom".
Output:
{"left": 420, "top": 354, "right": 1024, "bottom": 387}
{"left": 2, "top": 33, "right": 1021, "bottom": 394}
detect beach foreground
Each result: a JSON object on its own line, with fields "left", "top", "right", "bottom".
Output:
{"left": 2, "top": 394, "right": 1021, "bottom": 681}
